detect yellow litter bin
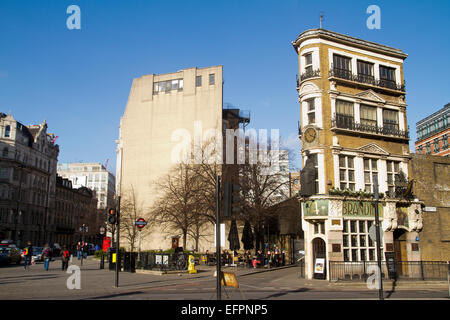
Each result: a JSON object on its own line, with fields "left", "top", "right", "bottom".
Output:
{"left": 188, "top": 255, "right": 197, "bottom": 274}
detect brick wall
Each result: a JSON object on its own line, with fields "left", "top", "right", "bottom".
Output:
{"left": 410, "top": 154, "right": 450, "bottom": 261}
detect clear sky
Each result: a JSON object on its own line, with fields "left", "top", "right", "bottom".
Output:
{"left": 1, "top": 0, "right": 449, "bottom": 174}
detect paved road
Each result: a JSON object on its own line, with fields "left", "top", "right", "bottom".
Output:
{"left": 0, "top": 258, "right": 448, "bottom": 300}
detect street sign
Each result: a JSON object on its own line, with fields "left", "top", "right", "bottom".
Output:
{"left": 369, "top": 225, "right": 384, "bottom": 242}
{"left": 135, "top": 218, "right": 147, "bottom": 229}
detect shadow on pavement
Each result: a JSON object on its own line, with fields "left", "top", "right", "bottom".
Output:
{"left": 255, "top": 287, "right": 311, "bottom": 299}
{"left": 83, "top": 290, "right": 145, "bottom": 300}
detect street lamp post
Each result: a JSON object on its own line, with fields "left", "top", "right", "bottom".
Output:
{"left": 14, "top": 164, "right": 25, "bottom": 247}
{"left": 373, "top": 177, "right": 384, "bottom": 300}
{"left": 80, "top": 224, "right": 87, "bottom": 266}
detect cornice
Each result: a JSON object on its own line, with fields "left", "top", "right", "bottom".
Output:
{"left": 292, "top": 28, "right": 408, "bottom": 60}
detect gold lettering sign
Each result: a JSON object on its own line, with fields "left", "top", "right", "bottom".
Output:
{"left": 303, "top": 200, "right": 329, "bottom": 216}
{"left": 331, "top": 219, "right": 341, "bottom": 226}
{"left": 342, "top": 201, "right": 383, "bottom": 218}
{"left": 221, "top": 272, "right": 239, "bottom": 288}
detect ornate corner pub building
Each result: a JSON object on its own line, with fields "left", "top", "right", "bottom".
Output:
{"left": 292, "top": 29, "right": 423, "bottom": 280}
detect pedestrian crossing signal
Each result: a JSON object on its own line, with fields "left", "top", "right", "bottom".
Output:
{"left": 107, "top": 208, "right": 117, "bottom": 224}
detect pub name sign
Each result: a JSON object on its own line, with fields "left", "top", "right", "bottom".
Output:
{"left": 343, "top": 201, "right": 384, "bottom": 218}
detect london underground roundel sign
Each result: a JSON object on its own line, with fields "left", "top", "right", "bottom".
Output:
{"left": 135, "top": 218, "right": 147, "bottom": 229}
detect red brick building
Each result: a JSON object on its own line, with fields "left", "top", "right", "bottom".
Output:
{"left": 415, "top": 103, "right": 449, "bottom": 157}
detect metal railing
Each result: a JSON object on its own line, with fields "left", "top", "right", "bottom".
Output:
{"left": 332, "top": 114, "right": 409, "bottom": 139}
{"left": 329, "top": 261, "right": 449, "bottom": 281}
{"left": 329, "top": 66, "right": 406, "bottom": 92}
{"left": 137, "top": 252, "right": 188, "bottom": 271}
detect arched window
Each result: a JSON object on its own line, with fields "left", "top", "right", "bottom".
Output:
{"left": 4, "top": 125, "right": 10, "bottom": 137}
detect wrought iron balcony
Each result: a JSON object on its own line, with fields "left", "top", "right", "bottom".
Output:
{"left": 331, "top": 114, "right": 409, "bottom": 139}
{"left": 296, "top": 69, "right": 321, "bottom": 87}
{"left": 329, "top": 66, "right": 406, "bottom": 92}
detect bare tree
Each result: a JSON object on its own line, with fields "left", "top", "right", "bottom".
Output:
{"left": 119, "top": 185, "right": 150, "bottom": 251}
{"left": 150, "top": 163, "right": 206, "bottom": 250}
{"left": 238, "top": 147, "right": 296, "bottom": 251}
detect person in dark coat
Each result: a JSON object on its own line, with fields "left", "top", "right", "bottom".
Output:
{"left": 23, "top": 241, "right": 33, "bottom": 270}
{"left": 256, "top": 250, "right": 264, "bottom": 268}
{"left": 42, "top": 243, "right": 52, "bottom": 271}
{"left": 61, "top": 245, "right": 70, "bottom": 271}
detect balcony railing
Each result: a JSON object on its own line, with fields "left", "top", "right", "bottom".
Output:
{"left": 332, "top": 114, "right": 409, "bottom": 139}
{"left": 329, "top": 66, "right": 406, "bottom": 92}
{"left": 296, "top": 69, "right": 321, "bottom": 87}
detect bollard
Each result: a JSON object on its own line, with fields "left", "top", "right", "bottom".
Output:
{"left": 100, "top": 252, "right": 105, "bottom": 269}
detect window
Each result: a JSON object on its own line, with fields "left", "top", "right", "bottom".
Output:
{"left": 425, "top": 142, "right": 431, "bottom": 154}
{"left": 4, "top": 125, "right": 10, "bottom": 137}
{"left": 443, "top": 134, "right": 448, "bottom": 150}
{"left": 333, "top": 54, "right": 351, "bottom": 71}
{"left": 379, "top": 65, "right": 396, "bottom": 82}
{"left": 196, "top": 75, "right": 202, "bottom": 87}
{"left": 387, "top": 160, "right": 400, "bottom": 197}
{"left": 209, "top": 74, "right": 215, "bottom": 85}
{"left": 336, "top": 100, "right": 354, "bottom": 128}
{"left": 418, "top": 145, "right": 423, "bottom": 154}
{"left": 314, "top": 221, "right": 325, "bottom": 234}
{"left": 308, "top": 153, "right": 319, "bottom": 194}
{"left": 383, "top": 109, "right": 399, "bottom": 131}
{"left": 360, "top": 105, "right": 377, "bottom": 127}
{"left": 2, "top": 147, "right": 8, "bottom": 157}
{"left": 304, "top": 53, "right": 313, "bottom": 74}
{"left": 343, "top": 220, "right": 377, "bottom": 262}
{"left": 0, "top": 168, "right": 8, "bottom": 179}
{"left": 306, "top": 99, "right": 315, "bottom": 124}
{"left": 339, "top": 155, "right": 355, "bottom": 190}
{"left": 434, "top": 138, "right": 440, "bottom": 153}
{"left": 357, "top": 60, "right": 374, "bottom": 82}
{"left": 364, "top": 158, "right": 378, "bottom": 192}
{"left": 153, "top": 79, "right": 183, "bottom": 94}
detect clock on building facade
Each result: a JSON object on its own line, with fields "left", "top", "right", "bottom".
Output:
{"left": 304, "top": 127, "right": 317, "bottom": 143}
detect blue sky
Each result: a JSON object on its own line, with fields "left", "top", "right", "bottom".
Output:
{"left": 1, "top": 0, "right": 449, "bottom": 173}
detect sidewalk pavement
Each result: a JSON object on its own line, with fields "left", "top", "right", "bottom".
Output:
{"left": 0, "top": 257, "right": 447, "bottom": 300}
{"left": 135, "top": 261, "right": 449, "bottom": 291}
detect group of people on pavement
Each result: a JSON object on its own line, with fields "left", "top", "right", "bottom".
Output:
{"left": 76, "top": 241, "right": 89, "bottom": 260}
{"left": 244, "top": 247, "right": 286, "bottom": 268}
{"left": 22, "top": 241, "right": 78, "bottom": 271}
{"left": 203, "top": 247, "right": 287, "bottom": 268}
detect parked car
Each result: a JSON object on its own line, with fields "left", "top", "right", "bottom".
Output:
{"left": 0, "top": 240, "right": 17, "bottom": 250}
{"left": 51, "top": 243, "right": 61, "bottom": 257}
{"left": 32, "top": 247, "right": 44, "bottom": 262}
{"left": 87, "top": 244, "right": 96, "bottom": 255}
{"left": 0, "top": 247, "right": 22, "bottom": 265}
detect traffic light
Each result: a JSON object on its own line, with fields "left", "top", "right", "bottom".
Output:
{"left": 223, "top": 182, "right": 240, "bottom": 217}
{"left": 108, "top": 208, "right": 117, "bottom": 224}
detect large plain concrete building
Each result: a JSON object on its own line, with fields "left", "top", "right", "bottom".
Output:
{"left": 116, "top": 66, "right": 224, "bottom": 251}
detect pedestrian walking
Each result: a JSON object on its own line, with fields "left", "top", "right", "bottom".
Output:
{"left": 61, "top": 245, "right": 70, "bottom": 271}
{"left": 76, "top": 242, "right": 82, "bottom": 260}
{"left": 82, "top": 242, "right": 88, "bottom": 259}
{"left": 42, "top": 243, "right": 52, "bottom": 271}
{"left": 23, "top": 241, "right": 33, "bottom": 270}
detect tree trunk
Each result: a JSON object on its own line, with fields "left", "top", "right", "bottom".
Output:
{"left": 183, "top": 230, "right": 187, "bottom": 250}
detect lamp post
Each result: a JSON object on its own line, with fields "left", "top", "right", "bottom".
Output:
{"left": 14, "top": 164, "right": 25, "bottom": 247}
{"left": 215, "top": 175, "right": 221, "bottom": 300}
{"left": 373, "top": 177, "right": 384, "bottom": 300}
{"left": 80, "top": 224, "right": 87, "bottom": 266}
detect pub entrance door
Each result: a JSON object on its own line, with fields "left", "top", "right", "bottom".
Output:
{"left": 312, "top": 237, "right": 326, "bottom": 279}
{"left": 394, "top": 229, "right": 408, "bottom": 276}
